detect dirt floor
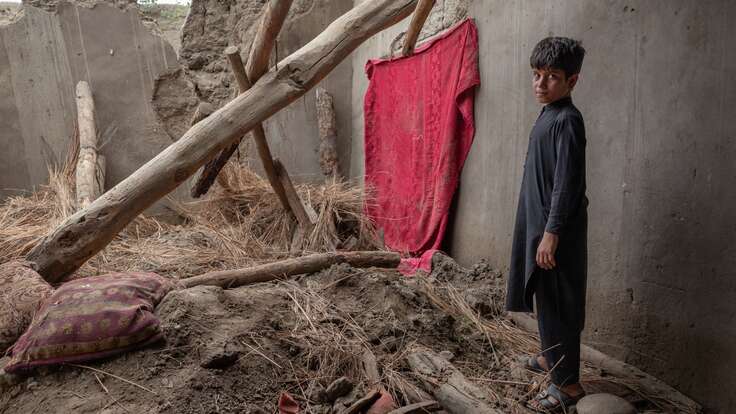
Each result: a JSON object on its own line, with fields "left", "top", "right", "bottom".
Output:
{"left": 0, "top": 253, "right": 670, "bottom": 414}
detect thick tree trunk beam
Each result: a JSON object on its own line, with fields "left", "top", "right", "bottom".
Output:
{"left": 26, "top": 0, "right": 419, "bottom": 283}
{"left": 387, "top": 401, "right": 442, "bottom": 414}
{"left": 406, "top": 346, "right": 501, "bottom": 414}
{"left": 316, "top": 87, "right": 339, "bottom": 180}
{"left": 508, "top": 313, "right": 702, "bottom": 413}
{"left": 273, "top": 158, "right": 314, "bottom": 232}
{"left": 182, "top": 251, "right": 400, "bottom": 289}
{"left": 402, "top": 0, "right": 435, "bottom": 56}
{"left": 75, "top": 81, "right": 102, "bottom": 209}
{"left": 246, "top": 0, "right": 294, "bottom": 81}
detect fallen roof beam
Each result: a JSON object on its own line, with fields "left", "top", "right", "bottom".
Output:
{"left": 26, "top": 0, "right": 419, "bottom": 283}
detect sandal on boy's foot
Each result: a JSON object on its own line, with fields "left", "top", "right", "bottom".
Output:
{"left": 521, "top": 355, "right": 548, "bottom": 373}
{"left": 527, "top": 384, "right": 584, "bottom": 413}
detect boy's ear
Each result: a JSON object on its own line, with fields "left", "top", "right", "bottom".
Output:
{"left": 568, "top": 73, "right": 579, "bottom": 90}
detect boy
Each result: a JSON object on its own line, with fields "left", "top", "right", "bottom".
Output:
{"left": 506, "top": 37, "right": 588, "bottom": 412}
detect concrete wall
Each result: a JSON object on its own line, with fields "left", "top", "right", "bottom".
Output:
{"left": 0, "top": 1, "right": 178, "bottom": 199}
{"left": 351, "top": 1, "right": 735, "bottom": 412}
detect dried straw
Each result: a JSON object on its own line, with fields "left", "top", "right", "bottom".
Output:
{"left": 0, "top": 142, "right": 379, "bottom": 281}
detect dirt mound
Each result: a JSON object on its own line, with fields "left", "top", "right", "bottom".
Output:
{"left": 0, "top": 254, "right": 676, "bottom": 414}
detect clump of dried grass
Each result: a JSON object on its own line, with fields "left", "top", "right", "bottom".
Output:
{"left": 0, "top": 143, "right": 379, "bottom": 281}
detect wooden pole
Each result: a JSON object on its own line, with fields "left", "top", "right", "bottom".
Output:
{"left": 402, "top": 0, "right": 435, "bottom": 56}
{"left": 26, "top": 0, "right": 420, "bottom": 283}
{"left": 315, "top": 87, "right": 339, "bottom": 180}
{"left": 182, "top": 251, "right": 400, "bottom": 289}
{"left": 191, "top": 46, "right": 292, "bottom": 215}
{"left": 246, "top": 0, "right": 293, "bottom": 81}
{"left": 406, "top": 346, "right": 501, "bottom": 414}
{"left": 273, "top": 158, "right": 314, "bottom": 231}
{"left": 191, "top": 0, "right": 294, "bottom": 199}
{"left": 75, "top": 81, "right": 103, "bottom": 209}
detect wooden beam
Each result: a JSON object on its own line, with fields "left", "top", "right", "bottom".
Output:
{"left": 191, "top": 0, "right": 294, "bottom": 199}
{"left": 315, "top": 87, "right": 339, "bottom": 180}
{"left": 26, "top": 0, "right": 419, "bottom": 283}
{"left": 246, "top": 0, "right": 294, "bottom": 81}
{"left": 182, "top": 251, "right": 400, "bottom": 289}
{"left": 75, "top": 81, "right": 102, "bottom": 209}
{"left": 273, "top": 158, "right": 314, "bottom": 231}
{"left": 191, "top": 47, "right": 292, "bottom": 216}
{"left": 402, "top": 0, "right": 435, "bottom": 56}
{"left": 406, "top": 346, "right": 501, "bottom": 414}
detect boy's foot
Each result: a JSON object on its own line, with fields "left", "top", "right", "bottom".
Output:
{"left": 527, "top": 383, "right": 585, "bottom": 413}
{"left": 522, "top": 355, "right": 550, "bottom": 373}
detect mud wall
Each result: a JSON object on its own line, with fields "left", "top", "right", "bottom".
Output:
{"left": 0, "top": 1, "right": 178, "bottom": 200}
{"left": 350, "top": 1, "right": 736, "bottom": 412}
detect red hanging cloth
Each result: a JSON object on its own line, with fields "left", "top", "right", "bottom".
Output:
{"left": 364, "top": 19, "right": 480, "bottom": 273}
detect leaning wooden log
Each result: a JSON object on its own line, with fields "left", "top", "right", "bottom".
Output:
{"left": 246, "top": 0, "right": 294, "bottom": 81}
{"left": 26, "top": 0, "right": 419, "bottom": 283}
{"left": 94, "top": 155, "right": 106, "bottom": 199}
{"left": 192, "top": 0, "right": 295, "bottom": 199}
{"left": 508, "top": 313, "right": 702, "bottom": 413}
{"left": 273, "top": 158, "right": 315, "bottom": 233}
{"left": 402, "top": 0, "right": 435, "bottom": 56}
{"left": 75, "top": 81, "right": 103, "bottom": 209}
{"left": 316, "top": 87, "right": 339, "bottom": 180}
{"left": 406, "top": 346, "right": 501, "bottom": 414}
{"left": 182, "top": 251, "right": 400, "bottom": 289}
{"left": 191, "top": 46, "right": 292, "bottom": 210}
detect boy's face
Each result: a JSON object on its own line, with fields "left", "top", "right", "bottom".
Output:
{"left": 532, "top": 67, "right": 579, "bottom": 104}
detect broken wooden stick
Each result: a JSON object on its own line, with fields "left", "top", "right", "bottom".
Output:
{"left": 273, "top": 158, "right": 315, "bottom": 232}
{"left": 406, "top": 346, "right": 501, "bottom": 414}
{"left": 339, "top": 389, "right": 382, "bottom": 414}
{"left": 402, "top": 0, "right": 435, "bottom": 56}
{"left": 191, "top": 46, "right": 292, "bottom": 215}
{"left": 182, "top": 251, "right": 400, "bottom": 289}
{"left": 316, "top": 87, "right": 339, "bottom": 180}
{"left": 26, "top": 0, "right": 419, "bottom": 283}
{"left": 75, "top": 81, "right": 103, "bottom": 209}
{"left": 192, "top": 0, "right": 295, "bottom": 199}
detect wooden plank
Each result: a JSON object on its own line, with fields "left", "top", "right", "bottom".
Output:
{"left": 26, "top": 0, "right": 419, "bottom": 283}
{"left": 402, "top": 0, "right": 435, "bottom": 56}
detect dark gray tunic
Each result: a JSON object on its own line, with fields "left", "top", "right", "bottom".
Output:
{"left": 506, "top": 96, "right": 588, "bottom": 328}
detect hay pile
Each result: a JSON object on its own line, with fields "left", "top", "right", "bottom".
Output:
{"left": 0, "top": 153, "right": 378, "bottom": 281}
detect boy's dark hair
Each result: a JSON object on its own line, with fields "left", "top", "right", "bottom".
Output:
{"left": 530, "top": 37, "right": 586, "bottom": 78}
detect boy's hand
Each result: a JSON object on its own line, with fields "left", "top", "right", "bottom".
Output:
{"left": 536, "top": 232, "right": 559, "bottom": 270}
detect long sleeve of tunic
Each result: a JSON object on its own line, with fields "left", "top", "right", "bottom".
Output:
{"left": 506, "top": 96, "right": 588, "bottom": 318}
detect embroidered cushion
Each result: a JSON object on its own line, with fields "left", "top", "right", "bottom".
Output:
{"left": 0, "top": 261, "right": 53, "bottom": 354}
{"left": 5, "top": 272, "right": 175, "bottom": 373}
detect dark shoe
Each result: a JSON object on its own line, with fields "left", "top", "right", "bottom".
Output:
{"left": 527, "top": 383, "right": 584, "bottom": 413}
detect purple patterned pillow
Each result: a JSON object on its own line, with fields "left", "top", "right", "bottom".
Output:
{"left": 5, "top": 272, "right": 176, "bottom": 373}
